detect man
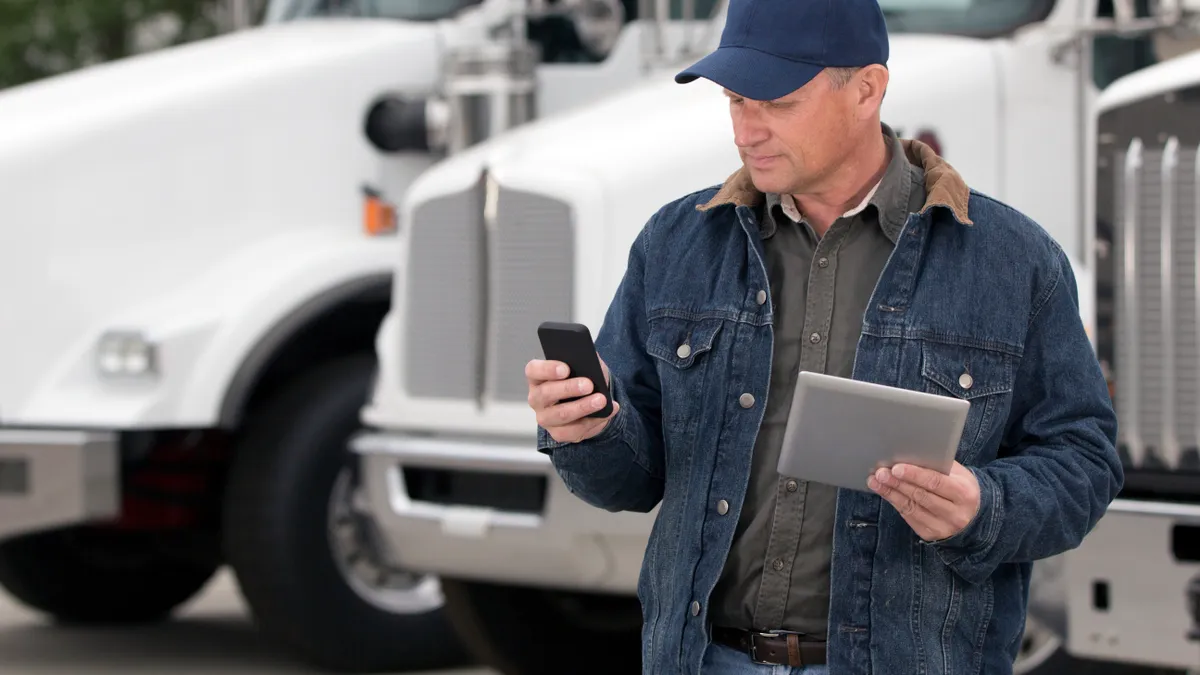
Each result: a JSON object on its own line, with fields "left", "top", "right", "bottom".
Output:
{"left": 525, "top": 0, "right": 1123, "bottom": 672}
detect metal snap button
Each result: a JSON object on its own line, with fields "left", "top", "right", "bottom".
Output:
{"left": 677, "top": 343, "right": 692, "bottom": 359}
{"left": 691, "top": 601, "right": 701, "bottom": 616}
{"left": 756, "top": 289, "right": 768, "bottom": 305}
{"left": 739, "top": 393, "right": 755, "bottom": 408}
{"left": 717, "top": 499, "right": 729, "bottom": 515}
{"left": 959, "top": 372, "right": 974, "bottom": 390}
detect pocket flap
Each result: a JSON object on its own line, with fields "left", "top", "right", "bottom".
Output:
{"left": 646, "top": 316, "right": 723, "bottom": 369}
{"left": 920, "top": 341, "right": 1014, "bottom": 400}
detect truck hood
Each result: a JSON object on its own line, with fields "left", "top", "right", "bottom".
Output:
{"left": 0, "top": 19, "right": 441, "bottom": 152}
{"left": 0, "top": 19, "right": 442, "bottom": 424}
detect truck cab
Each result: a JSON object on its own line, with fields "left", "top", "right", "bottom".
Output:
{"left": 354, "top": 0, "right": 1199, "bottom": 673}
{"left": 0, "top": 0, "right": 720, "bottom": 672}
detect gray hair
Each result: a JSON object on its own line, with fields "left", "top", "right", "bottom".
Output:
{"left": 824, "top": 67, "right": 862, "bottom": 88}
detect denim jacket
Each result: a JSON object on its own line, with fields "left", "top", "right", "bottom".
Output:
{"left": 538, "top": 140, "right": 1123, "bottom": 675}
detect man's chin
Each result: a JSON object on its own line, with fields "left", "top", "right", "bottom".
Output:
{"left": 746, "top": 169, "right": 787, "bottom": 197}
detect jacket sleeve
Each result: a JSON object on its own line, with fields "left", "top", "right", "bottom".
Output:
{"left": 929, "top": 246, "right": 1124, "bottom": 584}
{"left": 536, "top": 216, "right": 666, "bottom": 514}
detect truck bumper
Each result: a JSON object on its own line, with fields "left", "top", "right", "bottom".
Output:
{"left": 0, "top": 429, "right": 120, "bottom": 542}
{"left": 1062, "top": 498, "right": 1200, "bottom": 668}
{"left": 352, "top": 432, "right": 653, "bottom": 593}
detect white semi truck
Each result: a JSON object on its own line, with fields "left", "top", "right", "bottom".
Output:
{"left": 0, "top": 0, "right": 717, "bottom": 671}
{"left": 353, "top": 0, "right": 1200, "bottom": 673}
{"left": 1052, "top": 43, "right": 1200, "bottom": 672}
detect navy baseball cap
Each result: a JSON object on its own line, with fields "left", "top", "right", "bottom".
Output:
{"left": 675, "top": 0, "right": 890, "bottom": 101}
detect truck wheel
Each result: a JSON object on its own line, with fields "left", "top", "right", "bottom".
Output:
{"left": 441, "top": 579, "right": 643, "bottom": 675}
{"left": 0, "top": 527, "right": 217, "bottom": 623}
{"left": 222, "top": 354, "right": 467, "bottom": 673}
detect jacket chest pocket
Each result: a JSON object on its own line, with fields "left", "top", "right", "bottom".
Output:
{"left": 645, "top": 315, "right": 724, "bottom": 434}
{"left": 919, "top": 340, "right": 1015, "bottom": 465}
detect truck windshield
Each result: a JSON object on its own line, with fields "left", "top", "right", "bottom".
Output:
{"left": 879, "top": 0, "right": 1055, "bottom": 37}
{"left": 265, "top": 0, "right": 483, "bottom": 23}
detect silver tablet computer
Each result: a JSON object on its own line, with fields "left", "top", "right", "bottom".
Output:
{"left": 776, "top": 371, "right": 970, "bottom": 492}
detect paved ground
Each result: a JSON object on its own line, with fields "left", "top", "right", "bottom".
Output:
{"left": 0, "top": 569, "right": 492, "bottom": 675}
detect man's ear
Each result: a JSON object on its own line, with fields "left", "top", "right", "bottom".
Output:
{"left": 856, "top": 64, "right": 889, "bottom": 114}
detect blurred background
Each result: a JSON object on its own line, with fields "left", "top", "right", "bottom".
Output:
{"left": 1, "top": 1, "right": 1200, "bottom": 674}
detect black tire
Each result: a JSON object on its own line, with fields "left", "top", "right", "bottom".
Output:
{"left": 222, "top": 354, "right": 468, "bottom": 673}
{"left": 0, "top": 527, "right": 217, "bottom": 624}
{"left": 441, "top": 579, "right": 643, "bottom": 675}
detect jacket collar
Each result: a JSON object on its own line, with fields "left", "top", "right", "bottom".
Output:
{"left": 697, "top": 138, "right": 973, "bottom": 226}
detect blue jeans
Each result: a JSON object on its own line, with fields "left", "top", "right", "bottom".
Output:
{"left": 702, "top": 642, "right": 830, "bottom": 674}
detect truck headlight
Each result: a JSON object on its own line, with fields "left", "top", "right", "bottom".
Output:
{"left": 96, "top": 331, "right": 159, "bottom": 378}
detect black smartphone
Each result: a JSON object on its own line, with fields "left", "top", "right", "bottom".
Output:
{"left": 537, "top": 321, "right": 613, "bottom": 418}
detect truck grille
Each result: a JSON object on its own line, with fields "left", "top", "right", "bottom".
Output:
{"left": 403, "top": 178, "right": 575, "bottom": 404}
{"left": 1112, "top": 137, "right": 1200, "bottom": 471}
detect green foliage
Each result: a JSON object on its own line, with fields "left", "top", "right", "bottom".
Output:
{"left": 0, "top": 0, "right": 226, "bottom": 89}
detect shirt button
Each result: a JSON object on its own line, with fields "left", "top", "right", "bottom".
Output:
{"left": 786, "top": 479, "right": 798, "bottom": 493}
{"left": 809, "top": 332, "right": 822, "bottom": 344}
{"left": 677, "top": 343, "right": 692, "bottom": 359}
{"left": 959, "top": 372, "right": 974, "bottom": 390}
{"left": 717, "top": 499, "right": 730, "bottom": 515}
{"left": 691, "top": 600, "right": 701, "bottom": 616}
{"left": 772, "top": 558, "right": 785, "bottom": 571}
{"left": 818, "top": 257, "right": 829, "bottom": 268}
{"left": 756, "top": 289, "right": 768, "bottom": 305}
{"left": 739, "top": 393, "right": 755, "bottom": 408}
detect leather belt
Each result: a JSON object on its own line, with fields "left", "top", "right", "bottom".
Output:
{"left": 711, "top": 626, "right": 827, "bottom": 666}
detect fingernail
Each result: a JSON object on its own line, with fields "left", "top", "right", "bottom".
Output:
{"left": 578, "top": 379, "right": 589, "bottom": 394}
{"left": 892, "top": 465, "right": 905, "bottom": 479}
{"left": 557, "top": 364, "right": 569, "bottom": 378}
{"left": 867, "top": 476, "right": 878, "bottom": 491}
{"left": 875, "top": 468, "right": 888, "bottom": 483}
{"left": 593, "top": 395, "right": 606, "bottom": 409}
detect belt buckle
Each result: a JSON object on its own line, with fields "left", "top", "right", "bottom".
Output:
{"left": 749, "top": 629, "right": 809, "bottom": 665}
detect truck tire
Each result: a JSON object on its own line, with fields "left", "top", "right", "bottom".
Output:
{"left": 0, "top": 528, "right": 217, "bottom": 623}
{"left": 441, "top": 579, "right": 643, "bottom": 675}
{"left": 222, "top": 354, "right": 467, "bottom": 673}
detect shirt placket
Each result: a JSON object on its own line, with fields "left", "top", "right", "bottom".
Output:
{"left": 750, "top": 218, "right": 850, "bottom": 630}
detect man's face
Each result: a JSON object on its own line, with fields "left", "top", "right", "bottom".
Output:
{"left": 725, "top": 70, "right": 860, "bottom": 196}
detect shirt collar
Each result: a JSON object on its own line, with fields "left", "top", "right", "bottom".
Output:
{"left": 762, "top": 123, "right": 912, "bottom": 244}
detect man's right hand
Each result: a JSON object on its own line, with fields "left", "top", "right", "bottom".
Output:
{"left": 526, "top": 356, "right": 620, "bottom": 444}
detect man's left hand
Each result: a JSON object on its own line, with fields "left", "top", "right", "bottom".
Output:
{"left": 867, "top": 461, "right": 981, "bottom": 542}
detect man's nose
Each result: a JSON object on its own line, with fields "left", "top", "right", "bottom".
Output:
{"left": 732, "top": 108, "right": 769, "bottom": 148}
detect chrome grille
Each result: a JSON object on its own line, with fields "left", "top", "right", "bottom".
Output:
{"left": 1113, "top": 137, "right": 1200, "bottom": 470}
{"left": 485, "top": 187, "right": 575, "bottom": 402}
{"left": 403, "top": 179, "right": 575, "bottom": 405}
{"left": 404, "top": 185, "right": 485, "bottom": 399}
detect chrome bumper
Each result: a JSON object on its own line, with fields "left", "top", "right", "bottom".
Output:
{"left": 0, "top": 429, "right": 120, "bottom": 542}
{"left": 352, "top": 432, "right": 653, "bottom": 593}
{"left": 1062, "top": 498, "right": 1200, "bottom": 668}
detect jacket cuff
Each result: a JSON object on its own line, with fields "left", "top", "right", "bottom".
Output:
{"left": 924, "top": 466, "right": 1004, "bottom": 584}
{"left": 536, "top": 375, "right": 628, "bottom": 455}
{"left": 536, "top": 400, "right": 626, "bottom": 455}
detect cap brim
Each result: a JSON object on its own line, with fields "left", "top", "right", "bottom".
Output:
{"left": 675, "top": 46, "right": 823, "bottom": 101}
